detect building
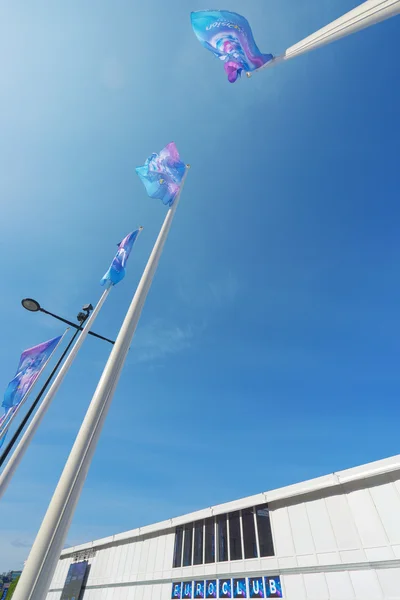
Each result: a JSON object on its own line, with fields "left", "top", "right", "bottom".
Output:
{"left": 0, "top": 584, "right": 10, "bottom": 600}
{"left": 47, "top": 454, "right": 400, "bottom": 599}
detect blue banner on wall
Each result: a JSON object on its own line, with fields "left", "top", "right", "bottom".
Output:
{"left": 172, "top": 575, "right": 282, "bottom": 599}
{"left": 233, "top": 579, "right": 247, "bottom": 598}
{"left": 206, "top": 580, "right": 217, "bottom": 598}
{"left": 194, "top": 581, "right": 205, "bottom": 598}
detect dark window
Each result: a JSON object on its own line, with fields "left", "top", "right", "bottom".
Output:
{"left": 61, "top": 561, "right": 88, "bottom": 600}
{"left": 204, "top": 517, "right": 215, "bottom": 563}
{"left": 229, "top": 511, "right": 242, "bottom": 561}
{"left": 217, "top": 514, "right": 228, "bottom": 562}
{"left": 183, "top": 523, "right": 193, "bottom": 566}
{"left": 173, "top": 526, "right": 183, "bottom": 568}
{"left": 256, "top": 504, "right": 274, "bottom": 557}
{"left": 242, "top": 507, "right": 258, "bottom": 559}
{"left": 193, "top": 521, "right": 204, "bottom": 565}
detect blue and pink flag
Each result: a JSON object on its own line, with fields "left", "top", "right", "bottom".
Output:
{"left": 136, "top": 142, "right": 186, "bottom": 207}
{"left": 0, "top": 335, "right": 62, "bottom": 443}
{"left": 100, "top": 228, "right": 142, "bottom": 287}
{"left": 191, "top": 10, "right": 273, "bottom": 83}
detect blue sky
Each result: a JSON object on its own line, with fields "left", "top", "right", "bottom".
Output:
{"left": 0, "top": 0, "right": 400, "bottom": 571}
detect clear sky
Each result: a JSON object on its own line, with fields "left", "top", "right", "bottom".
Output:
{"left": 0, "top": 0, "right": 399, "bottom": 571}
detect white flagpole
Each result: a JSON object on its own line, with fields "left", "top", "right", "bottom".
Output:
{"left": 13, "top": 167, "right": 190, "bottom": 600}
{"left": 0, "top": 287, "right": 111, "bottom": 501}
{"left": 0, "top": 330, "right": 69, "bottom": 442}
{"left": 249, "top": 0, "right": 400, "bottom": 76}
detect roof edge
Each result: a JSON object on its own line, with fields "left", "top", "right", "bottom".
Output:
{"left": 61, "top": 453, "right": 400, "bottom": 557}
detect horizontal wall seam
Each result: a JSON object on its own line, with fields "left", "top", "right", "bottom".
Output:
{"left": 48, "top": 557, "right": 400, "bottom": 592}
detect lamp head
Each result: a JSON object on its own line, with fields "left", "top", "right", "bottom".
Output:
{"left": 21, "top": 298, "right": 41, "bottom": 312}
{"left": 82, "top": 303, "right": 93, "bottom": 313}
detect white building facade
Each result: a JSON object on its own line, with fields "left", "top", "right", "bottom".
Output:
{"left": 47, "top": 455, "right": 400, "bottom": 600}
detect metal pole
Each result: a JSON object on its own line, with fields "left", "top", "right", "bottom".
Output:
{"left": 0, "top": 288, "right": 111, "bottom": 501}
{"left": 252, "top": 0, "right": 400, "bottom": 75}
{"left": 38, "top": 308, "right": 115, "bottom": 345}
{"left": 0, "top": 327, "right": 81, "bottom": 470}
{"left": 13, "top": 169, "right": 189, "bottom": 600}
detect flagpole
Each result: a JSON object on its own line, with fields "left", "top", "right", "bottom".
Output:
{"left": 0, "top": 287, "right": 111, "bottom": 501}
{"left": 249, "top": 0, "right": 400, "bottom": 76}
{"left": 0, "top": 331, "right": 69, "bottom": 443}
{"left": 12, "top": 167, "right": 190, "bottom": 600}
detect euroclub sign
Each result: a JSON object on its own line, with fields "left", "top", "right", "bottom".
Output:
{"left": 172, "top": 575, "right": 283, "bottom": 598}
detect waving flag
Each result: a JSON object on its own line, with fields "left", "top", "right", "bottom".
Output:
{"left": 0, "top": 407, "right": 17, "bottom": 448}
{"left": 101, "top": 228, "right": 142, "bottom": 287}
{"left": 191, "top": 10, "right": 273, "bottom": 83}
{"left": 0, "top": 335, "right": 62, "bottom": 443}
{"left": 136, "top": 142, "right": 186, "bottom": 207}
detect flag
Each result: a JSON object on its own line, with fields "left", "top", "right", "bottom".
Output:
{"left": 0, "top": 335, "right": 62, "bottom": 442}
{"left": 0, "top": 409, "right": 14, "bottom": 448}
{"left": 100, "top": 228, "right": 142, "bottom": 287}
{"left": 0, "top": 407, "right": 20, "bottom": 449}
{"left": 191, "top": 10, "right": 273, "bottom": 83}
{"left": 136, "top": 142, "right": 186, "bottom": 207}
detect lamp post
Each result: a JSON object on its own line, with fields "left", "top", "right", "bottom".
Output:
{"left": 21, "top": 298, "right": 114, "bottom": 345}
{"left": 0, "top": 301, "right": 115, "bottom": 469}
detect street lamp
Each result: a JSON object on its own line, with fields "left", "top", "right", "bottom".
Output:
{"left": 0, "top": 300, "right": 114, "bottom": 469}
{"left": 21, "top": 298, "right": 41, "bottom": 312}
{"left": 21, "top": 298, "right": 113, "bottom": 345}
